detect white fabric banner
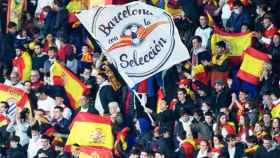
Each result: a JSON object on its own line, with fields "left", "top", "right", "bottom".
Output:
{"left": 77, "top": 2, "right": 190, "bottom": 88}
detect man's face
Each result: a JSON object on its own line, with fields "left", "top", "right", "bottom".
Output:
{"left": 30, "top": 71, "right": 40, "bottom": 83}
{"left": 263, "top": 139, "right": 272, "bottom": 149}
{"left": 239, "top": 92, "right": 248, "bottom": 102}
{"left": 48, "top": 50, "right": 55, "bottom": 58}
{"left": 10, "top": 72, "right": 19, "bottom": 84}
{"left": 263, "top": 18, "right": 272, "bottom": 29}
{"left": 227, "top": 137, "right": 236, "bottom": 147}
{"left": 80, "top": 96, "right": 89, "bottom": 107}
{"left": 215, "top": 83, "right": 223, "bottom": 92}
{"left": 0, "top": 103, "right": 7, "bottom": 113}
{"left": 205, "top": 115, "right": 213, "bottom": 124}
{"left": 34, "top": 45, "right": 42, "bottom": 55}
{"left": 263, "top": 114, "right": 271, "bottom": 124}
{"left": 15, "top": 49, "right": 22, "bottom": 56}
{"left": 192, "top": 39, "right": 201, "bottom": 49}
{"left": 177, "top": 91, "right": 186, "bottom": 101}
{"left": 40, "top": 138, "right": 49, "bottom": 149}
{"left": 199, "top": 16, "right": 207, "bottom": 27}
{"left": 140, "top": 152, "right": 148, "bottom": 158}
{"left": 53, "top": 109, "right": 62, "bottom": 120}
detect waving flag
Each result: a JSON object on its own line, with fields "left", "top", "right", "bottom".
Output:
{"left": 65, "top": 112, "right": 113, "bottom": 151}
{"left": 50, "top": 61, "right": 88, "bottom": 109}
{"left": 77, "top": 1, "right": 189, "bottom": 88}
{"left": 0, "top": 84, "right": 31, "bottom": 118}
{"left": 12, "top": 52, "right": 32, "bottom": 81}
{"left": 192, "top": 64, "right": 208, "bottom": 86}
{"left": 211, "top": 27, "right": 252, "bottom": 63}
{"left": 237, "top": 48, "right": 270, "bottom": 85}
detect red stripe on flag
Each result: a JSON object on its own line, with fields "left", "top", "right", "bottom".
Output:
{"left": 237, "top": 70, "right": 259, "bottom": 85}
{"left": 244, "top": 48, "right": 270, "bottom": 61}
{"left": 66, "top": 92, "right": 79, "bottom": 109}
{"left": 69, "top": 112, "right": 112, "bottom": 129}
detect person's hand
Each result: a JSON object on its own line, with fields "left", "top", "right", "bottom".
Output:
{"left": 252, "top": 31, "right": 262, "bottom": 39}
{"left": 231, "top": 93, "right": 238, "bottom": 103}
{"left": 144, "top": 107, "right": 153, "bottom": 114}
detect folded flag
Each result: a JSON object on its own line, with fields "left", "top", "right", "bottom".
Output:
{"left": 50, "top": 61, "right": 88, "bottom": 109}
{"left": 0, "top": 84, "right": 32, "bottom": 118}
{"left": 211, "top": 27, "right": 252, "bottom": 63}
{"left": 79, "top": 146, "right": 113, "bottom": 158}
{"left": 65, "top": 112, "right": 113, "bottom": 151}
{"left": 12, "top": 51, "right": 32, "bottom": 81}
{"left": 237, "top": 48, "right": 270, "bottom": 85}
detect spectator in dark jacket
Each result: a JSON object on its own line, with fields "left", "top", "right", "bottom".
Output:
{"left": 6, "top": 136, "right": 26, "bottom": 158}
{"left": 226, "top": 1, "right": 251, "bottom": 33}
{"left": 53, "top": 0, "right": 69, "bottom": 37}
{"left": 0, "top": 22, "right": 17, "bottom": 75}
{"left": 35, "top": 135, "right": 56, "bottom": 158}
{"left": 51, "top": 106, "right": 70, "bottom": 134}
{"left": 254, "top": 135, "right": 280, "bottom": 158}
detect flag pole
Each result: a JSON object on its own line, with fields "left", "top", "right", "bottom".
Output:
{"left": 132, "top": 89, "right": 155, "bottom": 125}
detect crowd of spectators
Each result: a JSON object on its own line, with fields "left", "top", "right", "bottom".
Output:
{"left": 0, "top": 0, "right": 280, "bottom": 158}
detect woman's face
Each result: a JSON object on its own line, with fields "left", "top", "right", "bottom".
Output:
{"left": 272, "top": 119, "right": 280, "bottom": 128}
{"left": 213, "top": 136, "right": 220, "bottom": 145}
{"left": 254, "top": 123, "right": 262, "bottom": 132}
{"left": 220, "top": 115, "right": 227, "bottom": 124}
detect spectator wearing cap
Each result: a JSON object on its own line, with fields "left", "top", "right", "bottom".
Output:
{"left": 220, "top": 134, "right": 245, "bottom": 158}
{"left": 210, "top": 80, "right": 231, "bottom": 114}
{"left": 36, "top": 88, "right": 56, "bottom": 116}
{"left": 226, "top": 0, "right": 251, "bottom": 33}
{"left": 254, "top": 135, "right": 280, "bottom": 158}
{"left": 35, "top": 135, "right": 56, "bottom": 158}
{"left": 6, "top": 136, "right": 26, "bottom": 158}
{"left": 32, "top": 43, "right": 49, "bottom": 73}
{"left": 207, "top": 41, "right": 230, "bottom": 88}
{"left": 27, "top": 125, "right": 42, "bottom": 158}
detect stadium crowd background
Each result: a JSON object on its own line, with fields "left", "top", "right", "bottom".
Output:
{"left": 0, "top": 0, "right": 280, "bottom": 158}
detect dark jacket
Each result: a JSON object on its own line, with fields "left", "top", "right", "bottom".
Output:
{"left": 52, "top": 118, "right": 70, "bottom": 134}
{"left": 0, "top": 32, "right": 16, "bottom": 64}
{"left": 6, "top": 146, "right": 26, "bottom": 158}
{"left": 226, "top": 10, "right": 251, "bottom": 33}
{"left": 211, "top": 88, "right": 231, "bottom": 113}
{"left": 220, "top": 143, "right": 246, "bottom": 158}
{"left": 254, "top": 145, "right": 280, "bottom": 158}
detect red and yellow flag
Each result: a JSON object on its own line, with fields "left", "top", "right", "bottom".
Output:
{"left": 192, "top": 64, "right": 208, "bottom": 86}
{"left": 0, "top": 83, "right": 31, "bottom": 114}
{"left": 156, "top": 88, "right": 164, "bottom": 113}
{"left": 50, "top": 61, "right": 88, "bottom": 109}
{"left": 79, "top": 147, "right": 113, "bottom": 158}
{"left": 6, "top": 0, "right": 27, "bottom": 29}
{"left": 211, "top": 27, "right": 252, "bottom": 62}
{"left": 237, "top": 48, "right": 270, "bottom": 85}
{"left": 12, "top": 52, "right": 32, "bottom": 81}
{"left": 65, "top": 112, "right": 113, "bottom": 151}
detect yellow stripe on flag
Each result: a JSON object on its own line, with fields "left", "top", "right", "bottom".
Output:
{"left": 272, "top": 103, "right": 280, "bottom": 119}
{"left": 50, "top": 61, "right": 87, "bottom": 109}
{"left": 211, "top": 28, "right": 252, "bottom": 56}
{"left": 66, "top": 113, "right": 113, "bottom": 150}
{"left": 240, "top": 54, "right": 265, "bottom": 77}
{"left": 21, "top": 52, "right": 32, "bottom": 81}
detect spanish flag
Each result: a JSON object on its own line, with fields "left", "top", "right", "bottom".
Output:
{"left": 211, "top": 27, "right": 252, "bottom": 63}
{"left": 192, "top": 64, "right": 208, "bottom": 86}
{"left": 50, "top": 61, "right": 88, "bottom": 109}
{"left": 237, "top": 48, "right": 270, "bottom": 85}
{"left": 7, "top": 0, "right": 27, "bottom": 28}
{"left": 0, "top": 84, "right": 32, "bottom": 115}
{"left": 65, "top": 112, "right": 113, "bottom": 151}
{"left": 12, "top": 52, "right": 32, "bottom": 81}
{"left": 79, "top": 147, "right": 113, "bottom": 158}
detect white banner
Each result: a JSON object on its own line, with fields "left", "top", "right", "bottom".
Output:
{"left": 77, "top": 2, "right": 190, "bottom": 88}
